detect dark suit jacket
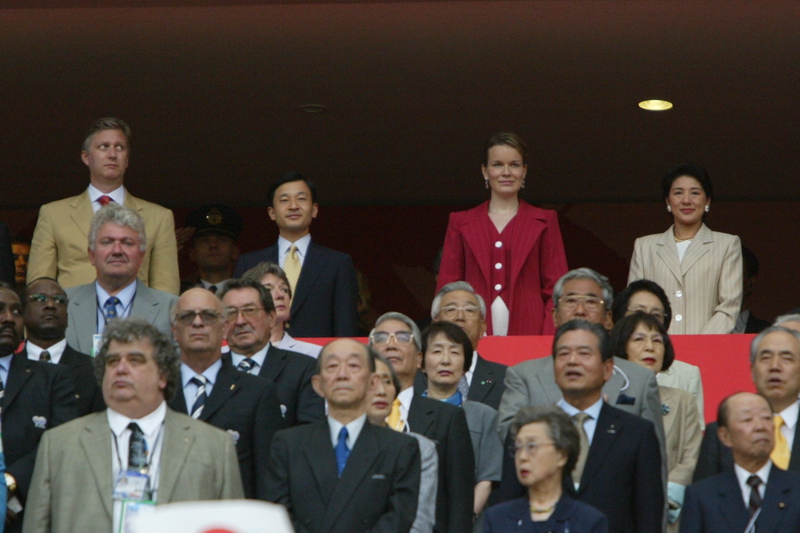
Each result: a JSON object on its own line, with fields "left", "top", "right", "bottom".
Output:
{"left": 223, "top": 345, "right": 325, "bottom": 428}
{"left": 265, "top": 419, "right": 421, "bottom": 533}
{"left": 681, "top": 468, "right": 800, "bottom": 533}
{"left": 694, "top": 419, "right": 800, "bottom": 482}
{"left": 408, "top": 395, "right": 475, "bottom": 533}
{"left": 2, "top": 354, "right": 78, "bottom": 532}
{"left": 745, "top": 313, "right": 772, "bottom": 334}
{"left": 0, "top": 221, "right": 13, "bottom": 285}
{"left": 484, "top": 495, "right": 608, "bottom": 533}
{"left": 169, "top": 361, "right": 284, "bottom": 500}
{"left": 20, "top": 342, "right": 104, "bottom": 416}
{"left": 413, "top": 354, "right": 506, "bottom": 411}
{"left": 234, "top": 240, "right": 359, "bottom": 337}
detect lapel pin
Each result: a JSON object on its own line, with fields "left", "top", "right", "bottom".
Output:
{"left": 230, "top": 384, "right": 235, "bottom": 390}
{"left": 607, "top": 424, "right": 616, "bottom": 434}
{"left": 32, "top": 416, "right": 47, "bottom": 429}
{"left": 779, "top": 502, "right": 785, "bottom": 509}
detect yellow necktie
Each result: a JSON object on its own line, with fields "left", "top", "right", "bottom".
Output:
{"left": 772, "top": 414, "right": 791, "bottom": 470}
{"left": 284, "top": 244, "right": 301, "bottom": 295}
{"left": 386, "top": 398, "right": 404, "bottom": 432}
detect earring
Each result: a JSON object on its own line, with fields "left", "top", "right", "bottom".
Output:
{"left": 484, "top": 179, "right": 489, "bottom": 190}
{"left": 667, "top": 206, "right": 672, "bottom": 213}
{"left": 521, "top": 180, "right": 526, "bottom": 189}
{"left": 705, "top": 205, "right": 710, "bottom": 213}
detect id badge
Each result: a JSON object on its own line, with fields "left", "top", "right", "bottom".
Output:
{"left": 113, "top": 470, "right": 150, "bottom": 501}
{"left": 92, "top": 334, "right": 103, "bottom": 357}
{"left": 117, "top": 499, "right": 156, "bottom": 533}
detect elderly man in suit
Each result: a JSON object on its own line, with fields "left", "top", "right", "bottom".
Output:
{"left": 220, "top": 278, "right": 324, "bottom": 427}
{"left": 28, "top": 117, "right": 178, "bottom": 294}
{"left": 64, "top": 203, "right": 177, "bottom": 355}
{"left": 695, "top": 326, "right": 800, "bottom": 481}
{"left": 369, "top": 312, "right": 474, "bottom": 533}
{"left": 266, "top": 338, "right": 421, "bottom": 533}
{"left": 233, "top": 171, "right": 358, "bottom": 337}
{"left": 681, "top": 392, "right": 800, "bottom": 533}
{"left": 0, "top": 282, "right": 78, "bottom": 533}
{"left": 168, "top": 288, "right": 283, "bottom": 500}
{"left": 21, "top": 277, "right": 104, "bottom": 416}
{"left": 22, "top": 318, "right": 244, "bottom": 533}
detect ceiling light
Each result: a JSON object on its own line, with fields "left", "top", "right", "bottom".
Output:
{"left": 638, "top": 100, "right": 673, "bottom": 111}
{"left": 300, "top": 104, "right": 328, "bottom": 114}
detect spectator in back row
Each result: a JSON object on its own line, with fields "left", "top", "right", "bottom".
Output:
{"left": 180, "top": 204, "right": 243, "bottom": 295}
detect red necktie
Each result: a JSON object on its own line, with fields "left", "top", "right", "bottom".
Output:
{"left": 98, "top": 195, "right": 113, "bottom": 207}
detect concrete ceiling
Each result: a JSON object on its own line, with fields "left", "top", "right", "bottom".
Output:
{"left": 1, "top": 0, "right": 798, "bottom": 209}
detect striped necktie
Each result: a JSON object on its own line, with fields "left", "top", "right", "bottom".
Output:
{"left": 189, "top": 376, "right": 208, "bottom": 419}
{"left": 237, "top": 357, "right": 256, "bottom": 374}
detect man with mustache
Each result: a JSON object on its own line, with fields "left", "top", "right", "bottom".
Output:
{"left": 64, "top": 204, "right": 178, "bottom": 355}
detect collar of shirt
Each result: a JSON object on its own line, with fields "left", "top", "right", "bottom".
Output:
{"left": 557, "top": 396, "right": 604, "bottom": 444}
{"left": 734, "top": 460, "right": 772, "bottom": 508}
{"left": 230, "top": 343, "right": 269, "bottom": 371}
{"left": 0, "top": 354, "right": 12, "bottom": 388}
{"left": 96, "top": 280, "right": 137, "bottom": 321}
{"left": 327, "top": 413, "right": 367, "bottom": 449}
{"left": 278, "top": 234, "right": 311, "bottom": 266}
{"left": 200, "top": 279, "right": 230, "bottom": 292}
{"left": 87, "top": 184, "right": 126, "bottom": 213}
{"left": 107, "top": 401, "right": 168, "bottom": 439}
{"left": 180, "top": 359, "right": 222, "bottom": 404}
{"left": 464, "top": 350, "right": 479, "bottom": 387}
{"left": 26, "top": 339, "right": 67, "bottom": 364}
{"left": 778, "top": 401, "right": 799, "bottom": 446}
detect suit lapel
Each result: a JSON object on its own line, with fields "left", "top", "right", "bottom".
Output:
{"left": 4, "top": 355, "right": 34, "bottom": 410}
{"left": 654, "top": 227, "right": 683, "bottom": 283}
{"left": 201, "top": 364, "right": 240, "bottom": 421}
{"left": 577, "top": 403, "right": 619, "bottom": 493}
{"left": 259, "top": 345, "right": 287, "bottom": 383}
{"left": 291, "top": 242, "right": 324, "bottom": 314}
{"left": 130, "top": 285, "right": 161, "bottom": 323}
{"left": 70, "top": 284, "right": 101, "bottom": 353}
{"left": 69, "top": 192, "right": 94, "bottom": 240}
{"left": 156, "top": 410, "right": 194, "bottom": 503}
{"left": 467, "top": 355, "right": 497, "bottom": 403}
{"left": 508, "top": 203, "right": 547, "bottom": 284}
{"left": 303, "top": 422, "right": 339, "bottom": 510}
{"left": 758, "top": 469, "right": 793, "bottom": 532}
{"left": 533, "top": 360, "right": 562, "bottom": 404}
{"left": 789, "top": 418, "right": 800, "bottom": 470}
{"left": 407, "top": 396, "right": 435, "bottom": 435}
{"left": 460, "top": 210, "right": 492, "bottom": 286}
{"left": 679, "top": 224, "right": 713, "bottom": 274}
{"left": 322, "top": 423, "right": 381, "bottom": 530}
{"left": 716, "top": 471, "right": 750, "bottom": 531}
{"left": 79, "top": 413, "right": 115, "bottom": 521}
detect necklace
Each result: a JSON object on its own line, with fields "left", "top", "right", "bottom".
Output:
{"left": 529, "top": 502, "right": 556, "bottom": 514}
{"left": 674, "top": 235, "right": 694, "bottom": 243}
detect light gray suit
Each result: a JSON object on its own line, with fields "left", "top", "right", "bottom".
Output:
{"left": 22, "top": 408, "right": 244, "bottom": 533}
{"left": 65, "top": 282, "right": 178, "bottom": 354}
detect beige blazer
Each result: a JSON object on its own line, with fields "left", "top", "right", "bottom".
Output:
{"left": 22, "top": 408, "right": 244, "bottom": 533}
{"left": 28, "top": 190, "right": 179, "bottom": 294}
{"left": 657, "top": 359, "right": 705, "bottom": 429}
{"left": 628, "top": 223, "right": 742, "bottom": 334}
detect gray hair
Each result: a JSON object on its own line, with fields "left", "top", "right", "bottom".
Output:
{"left": 93, "top": 318, "right": 180, "bottom": 401}
{"left": 749, "top": 325, "right": 800, "bottom": 365}
{"left": 83, "top": 117, "right": 131, "bottom": 153}
{"left": 509, "top": 405, "right": 580, "bottom": 475}
{"left": 88, "top": 203, "right": 146, "bottom": 252}
{"left": 430, "top": 281, "right": 487, "bottom": 320}
{"left": 241, "top": 261, "right": 292, "bottom": 300}
{"left": 369, "top": 312, "right": 422, "bottom": 352}
{"left": 553, "top": 268, "right": 613, "bottom": 311}
{"left": 774, "top": 314, "right": 800, "bottom": 327}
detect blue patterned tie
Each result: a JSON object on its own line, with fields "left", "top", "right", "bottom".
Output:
{"left": 104, "top": 296, "right": 121, "bottom": 324}
{"left": 237, "top": 358, "right": 256, "bottom": 374}
{"left": 189, "top": 376, "right": 208, "bottom": 419}
{"left": 335, "top": 427, "right": 350, "bottom": 477}
{"left": 457, "top": 375, "right": 470, "bottom": 400}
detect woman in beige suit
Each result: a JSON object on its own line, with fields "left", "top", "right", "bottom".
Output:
{"left": 611, "top": 313, "right": 702, "bottom": 533}
{"left": 628, "top": 163, "right": 742, "bottom": 334}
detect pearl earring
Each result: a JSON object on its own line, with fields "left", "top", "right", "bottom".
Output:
{"left": 521, "top": 180, "right": 526, "bottom": 189}
{"left": 667, "top": 206, "right": 672, "bottom": 213}
{"left": 705, "top": 205, "right": 710, "bottom": 213}
{"left": 484, "top": 179, "right": 489, "bottom": 190}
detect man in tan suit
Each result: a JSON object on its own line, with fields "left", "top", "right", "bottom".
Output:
{"left": 22, "top": 318, "right": 243, "bottom": 533}
{"left": 28, "top": 117, "right": 179, "bottom": 294}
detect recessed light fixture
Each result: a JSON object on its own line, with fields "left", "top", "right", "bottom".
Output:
{"left": 638, "top": 100, "right": 673, "bottom": 111}
{"left": 300, "top": 103, "right": 328, "bottom": 114}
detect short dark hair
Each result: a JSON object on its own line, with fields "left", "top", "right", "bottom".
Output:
{"left": 218, "top": 278, "right": 275, "bottom": 313}
{"left": 742, "top": 246, "right": 759, "bottom": 279}
{"left": 483, "top": 132, "right": 528, "bottom": 166}
{"left": 610, "top": 312, "right": 676, "bottom": 371}
{"left": 612, "top": 279, "right": 673, "bottom": 328}
{"left": 267, "top": 171, "right": 317, "bottom": 206}
{"left": 509, "top": 405, "right": 580, "bottom": 475}
{"left": 23, "top": 277, "right": 66, "bottom": 311}
{"left": 552, "top": 319, "right": 611, "bottom": 362}
{"left": 83, "top": 117, "right": 131, "bottom": 153}
{"left": 420, "top": 321, "right": 474, "bottom": 373}
{"left": 661, "top": 163, "right": 714, "bottom": 203}
{"left": 317, "top": 338, "right": 377, "bottom": 374}
{"left": 94, "top": 318, "right": 180, "bottom": 401}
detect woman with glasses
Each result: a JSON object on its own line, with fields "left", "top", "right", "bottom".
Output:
{"left": 484, "top": 405, "right": 608, "bottom": 532}
{"left": 610, "top": 313, "right": 702, "bottom": 532}
{"left": 628, "top": 163, "right": 742, "bottom": 334}
{"left": 437, "top": 132, "right": 568, "bottom": 336}
{"left": 241, "top": 262, "right": 321, "bottom": 358}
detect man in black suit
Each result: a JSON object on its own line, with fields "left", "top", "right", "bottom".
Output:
{"left": 552, "top": 319, "right": 664, "bottom": 533}
{"left": 370, "top": 311, "right": 474, "bottom": 533}
{"left": 0, "top": 282, "right": 78, "bottom": 532}
{"left": 695, "top": 326, "right": 800, "bottom": 481}
{"left": 682, "top": 392, "right": 800, "bottom": 533}
{"left": 220, "top": 278, "right": 324, "bottom": 427}
{"left": 233, "top": 172, "right": 359, "bottom": 337}
{"left": 266, "top": 338, "right": 421, "bottom": 533}
{"left": 20, "top": 277, "right": 103, "bottom": 416}
{"left": 168, "top": 288, "right": 284, "bottom": 500}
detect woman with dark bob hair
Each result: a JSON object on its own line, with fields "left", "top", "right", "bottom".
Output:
{"left": 483, "top": 406, "right": 608, "bottom": 532}
{"left": 437, "top": 132, "right": 568, "bottom": 336}
{"left": 628, "top": 163, "right": 742, "bottom": 334}
{"left": 610, "top": 313, "right": 702, "bottom": 532}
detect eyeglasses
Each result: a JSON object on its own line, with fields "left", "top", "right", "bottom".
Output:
{"left": 224, "top": 306, "right": 265, "bottom": 320}
{"left": 26, "top": 294, "right": 67, "bottom": 306}
{"left": 370, "top": 331, "right": 414, "bottom": 345}
{"left": 440, "top": 305, "right": 481, "bottom": 319}
{"left": 174, "top": 309, "right": 225, "bottom": 326}
{"left": 626, "top": 307, "right": 666, "bottom": 323}
{"left": 558, "top": 295, "right": 604, "bottom": 311}
{"left": 509, "top": 441, "right": 555, "bottom": 458}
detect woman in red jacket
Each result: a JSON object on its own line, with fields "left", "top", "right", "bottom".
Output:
{"left": 437, "top": 132, "right": 568, "bottom": 336}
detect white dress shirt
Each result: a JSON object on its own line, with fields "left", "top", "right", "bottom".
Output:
{"left": 278, "top": 234, "right": 311, "bottom": 269}
{"left": 88, "top": 184, "right": 125, "bottom": 213}
{"left": 230, "top": 344, "right": 270, "bottom": 374}
{"left": 26, "top": 339, "right": 67, "bottom": 364}
{"left": 734, "top": 460, "right": 771, "bottom": 509}
{"left": 180, "top": 360, "right": 222, "bottom": 412}
{"left": 557, "top": 397, "right": 604, "bottom": 444}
